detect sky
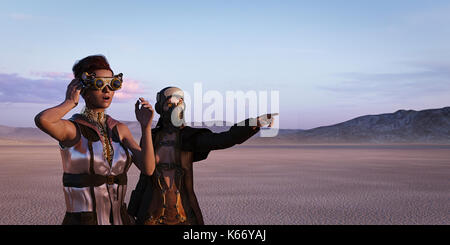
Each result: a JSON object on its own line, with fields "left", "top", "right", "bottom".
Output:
{"left": 0, "top": 0, "right": 449, "bottom": 129}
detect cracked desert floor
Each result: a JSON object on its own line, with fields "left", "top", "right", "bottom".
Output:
{"left": 0, "top": 142, "right": 448, "bottom": 225}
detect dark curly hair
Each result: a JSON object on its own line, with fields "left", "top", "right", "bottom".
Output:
{"left": 72, "top": 55, "right": 113, "bottom": 79}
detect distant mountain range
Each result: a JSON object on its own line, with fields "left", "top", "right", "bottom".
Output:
{"left": 290, "top": 106, "right": 450, "bottom": 144}
{"left": 1, "top": 106, "right": 449, "bottom": 144}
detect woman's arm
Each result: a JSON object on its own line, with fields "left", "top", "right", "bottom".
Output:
{"left": 119, "top": 98, "right": 156, "bottom": 176}
{"left": 139, "top": 122, "right": 155, "bottom": 176}
{"left": 34, "top": 79, "right": 81, "bottom": 146}
{"left": 118, "top": 123, "right": 155, "bottom": 175}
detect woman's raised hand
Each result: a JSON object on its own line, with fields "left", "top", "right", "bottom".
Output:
{"left": 65, "top": 78, "right": 82, "bottom": 107}
{"left": 135, "top": 97, "right": 155, "bottom": 130}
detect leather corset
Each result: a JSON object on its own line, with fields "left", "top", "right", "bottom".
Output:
{"left": 60, "top": 114, "right": 131, "bottom": 225}
{"left": 144, "top": 162, "right": 188, "bottom": 225}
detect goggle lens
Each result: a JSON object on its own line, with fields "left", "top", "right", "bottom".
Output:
{"left": 94, "top": 79, "right": 105, "bottom": 90}
{"left": 111, "top": 78, "right": 122, "bottom": 90}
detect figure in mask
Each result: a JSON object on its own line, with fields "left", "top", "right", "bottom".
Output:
{"left": 128, "top": 86, "right": 277, "bottom": 225}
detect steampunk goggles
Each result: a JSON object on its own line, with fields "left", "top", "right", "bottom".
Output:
{"left": 81, "top": 72, "right": 123, "bottom": 91}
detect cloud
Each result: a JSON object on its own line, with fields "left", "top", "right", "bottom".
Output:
{"left": 8, "top": 13, "right": 33, "bottom": 21}
{"left": 0, "top": 72, "right": 146, "bottom": 104}
{"left": 0, "top": 73, "right": 65, "bottom": 103}
{"left": 29, "top": 71, "right": 73, "bottom": 80}
{"left": 114, "top": 78, "right": 143, "bottom": 101}
{"left": 317, "top": 62, "right": 450, "bottom": 101}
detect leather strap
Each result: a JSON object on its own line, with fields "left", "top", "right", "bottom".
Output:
{"left": 87, "top": 140, "right": 97, "bottom": 223}
{"left": 63, "top": 172, "right": 128, "bottom": 187}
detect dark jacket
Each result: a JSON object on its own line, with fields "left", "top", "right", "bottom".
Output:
{"left": 128, "top": 119, "right": 260, "bottom": 224}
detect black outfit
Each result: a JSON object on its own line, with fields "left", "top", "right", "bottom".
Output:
{"left": 128, "top": 119, "right": 260, "bottom": 224}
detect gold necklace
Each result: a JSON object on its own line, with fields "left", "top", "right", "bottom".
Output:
{"left": 81, "top": 107, "right": 114, "bottom": 165}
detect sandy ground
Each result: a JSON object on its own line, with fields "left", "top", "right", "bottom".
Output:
{"left": 0, "top": 142, "right": 448, "bottom": 225}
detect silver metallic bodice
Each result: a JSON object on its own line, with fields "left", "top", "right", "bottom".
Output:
{"left": 60, "top": 117, "right": 130, "bottom": 225}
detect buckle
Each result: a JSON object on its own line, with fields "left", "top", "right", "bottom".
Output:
{"left": 106, "top": 175, "right": 115, "bottom": 185}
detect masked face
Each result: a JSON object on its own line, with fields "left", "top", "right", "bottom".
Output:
{"left": 161, "top": 93, "right": 185, "bottom": 128}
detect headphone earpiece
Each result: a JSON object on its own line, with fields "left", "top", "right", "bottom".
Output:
{"left": 155, "top": 92, "right": 162, "bottom": 114}
{"left": 155, "top": 101, "right": 162, "bottom": 114}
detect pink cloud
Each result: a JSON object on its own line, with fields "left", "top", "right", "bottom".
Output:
{"left": 114, "top": 78, "right": 146, "bottom": 102}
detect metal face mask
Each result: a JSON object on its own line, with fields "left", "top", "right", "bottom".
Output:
{"left": 81, "top": 72, "right": 123, "bottom": 91}
{"left": 166, "top": 95, "right": 185, "bottom": 127}
{"left": 156, "top": 87, "right": 185, "bottom": 128}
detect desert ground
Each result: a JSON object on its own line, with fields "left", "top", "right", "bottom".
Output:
{"left": 0, "top": 141, "right": 448, "bottom": 225}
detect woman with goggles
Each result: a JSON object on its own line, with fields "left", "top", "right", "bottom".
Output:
{"left": 34, "top": 55, "right": 156, "bottom": 225}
